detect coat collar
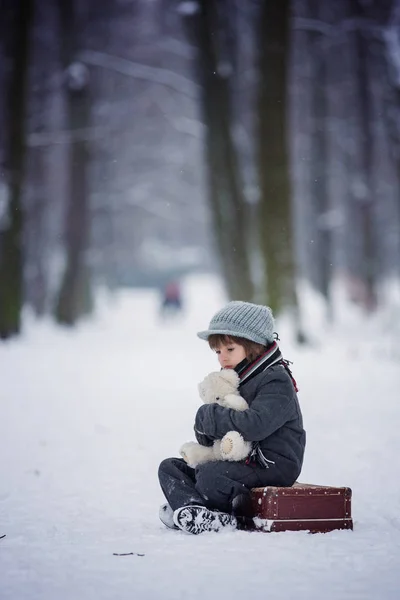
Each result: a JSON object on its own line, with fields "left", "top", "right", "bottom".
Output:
{"left": 234, "top": 342, "right": 283, "bottom": 386}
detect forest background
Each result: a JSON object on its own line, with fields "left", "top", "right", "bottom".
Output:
{"left": 1, "top": 0, "right": 400, "bottom": 341}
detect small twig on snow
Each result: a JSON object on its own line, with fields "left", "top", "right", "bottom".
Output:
{"left": 0, "top": 535, "right": 6, "bottom": 539}
{"left": 113, "top": 552, "right": 145, "bottom": 557}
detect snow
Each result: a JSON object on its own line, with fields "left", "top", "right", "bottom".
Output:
{"left": 65, "top": 62, "right": 90, "bottom": 91}
{"left": 1, "top": 274, "right": 400, "bottom": 600}
{"left": 176, "top": 1, "right": 200, "bottom": 17}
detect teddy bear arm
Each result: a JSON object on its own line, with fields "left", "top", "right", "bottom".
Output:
{"left": 179, "top": 441, "right": 216, "bottom": 467}
{"left": 211, "top": 439, "right": 223, "bottom": 460}
{"left": 220, "top": 393, "right": 249, "bottom": 411}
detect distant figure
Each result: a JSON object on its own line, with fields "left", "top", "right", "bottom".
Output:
{"left": 160, "top": 281, "right": 182, "bottom": 317}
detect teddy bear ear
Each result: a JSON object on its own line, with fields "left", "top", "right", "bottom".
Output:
{"left": 220, "top": 368, "right": 239, "bottom": 386}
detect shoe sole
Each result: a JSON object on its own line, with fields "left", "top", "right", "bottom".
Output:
{"left": 173, "top": 505, "right": 237, "bottom": 535}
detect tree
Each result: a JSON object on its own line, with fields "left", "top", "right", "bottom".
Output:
{"left": 0, "top": 0, "right": 33, "bottom": 339}
{"left": 256, "top": 1, "right": 300, "bottom": 321}
{"left": 54, "top": 0, "right": 93, "bottom": 325}
{"left": 180, "top": 0, "right": 254, "bottom": 301}
{"left": 308, "top": 1, "right": 334, "bottom": 319}
{"left": 345, "top": 0, "right": 382, "bottom": 312}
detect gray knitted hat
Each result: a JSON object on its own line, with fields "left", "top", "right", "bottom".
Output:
{"left": 197, "top": 301, "right": 275, "bottom": 345}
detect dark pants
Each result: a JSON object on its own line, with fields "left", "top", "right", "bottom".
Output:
{"left": 158, "top": 457, "right": 289, "bottom": 514}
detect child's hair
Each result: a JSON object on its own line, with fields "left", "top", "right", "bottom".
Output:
{"left": 208, "top": 334, "right": 267, "bottom": 363}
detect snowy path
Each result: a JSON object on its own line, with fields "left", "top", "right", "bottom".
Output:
{"left": 1, "top": 278, "right": 400, "bottom": 600}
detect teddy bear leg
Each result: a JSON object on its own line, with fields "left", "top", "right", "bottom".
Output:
{"left": 212, "top": 439, "right": 223, "bottom": 461}
{"left": 220, "top": 431, "right": 253, "bottom": 462}
{"left": 179, "top": 441, "right": 216, "bottom": 468}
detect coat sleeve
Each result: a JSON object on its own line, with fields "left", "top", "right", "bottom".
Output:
{"left": 194, "top": 425, "right": 214, "bottom": 447}
{"left": 194, "top": 372, "right": 296, "bottom": 442}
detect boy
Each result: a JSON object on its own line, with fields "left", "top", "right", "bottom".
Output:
{"left": 158, "top": 300, "right": 306, "bottom": 534}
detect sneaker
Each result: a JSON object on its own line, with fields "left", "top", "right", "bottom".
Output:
{"left": 159, "top": 503, "right": 178, "bottom": 530}
{"left": 173, "top": 504, "right": 237, "bottom": 535}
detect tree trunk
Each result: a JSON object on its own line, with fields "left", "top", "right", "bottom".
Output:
{"left": 27, "top": 146, "right": 48, "bottom": 317}
{"left": 256, "top": 1, "right": 297, "bottom": 316}
{"left": 0, "top": 0, "right": 33, "bottom": 339}
{"left": 309, "top": 3, "right": 333, "bottom": 321}
{"left": 54, "top": 0, "right": 92, "bottom": 325}
{"left": 348, "top": 0, "right": 378, "bottom": 312}
{"left": 181, "top": 0, "right": 254, "bottom": 301}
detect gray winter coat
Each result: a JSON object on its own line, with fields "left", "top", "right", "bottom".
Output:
{"left": 194, "top": 364, "right": 306, "bottom": 484}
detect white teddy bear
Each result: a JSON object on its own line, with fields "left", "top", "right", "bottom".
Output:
{"left": 179, "top": 369, "right": 252, "bottom": 468}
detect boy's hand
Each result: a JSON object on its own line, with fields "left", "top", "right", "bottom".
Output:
{"left": 193, "top": 425, "right": 214, "bottom": 447}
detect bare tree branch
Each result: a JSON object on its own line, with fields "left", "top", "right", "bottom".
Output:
{"left": 294, "top": 16, "right": 383, "bottom": 37}
{"left": 79, "top": 49, "right": 199, "bottom": 99}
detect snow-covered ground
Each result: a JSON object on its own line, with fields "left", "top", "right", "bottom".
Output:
{"left": 1, "top": 275, "right": 400, "bottom": 600}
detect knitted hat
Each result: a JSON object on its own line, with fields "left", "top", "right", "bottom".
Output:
{"left": 197, "top": 301, "right": 275, "bottom": 345}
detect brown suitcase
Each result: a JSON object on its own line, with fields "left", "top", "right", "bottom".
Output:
{"left": 248, "top": 482, "right": 353, "bottom": 533}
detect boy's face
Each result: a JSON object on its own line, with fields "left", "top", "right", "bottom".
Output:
{"left": 214, "top": 341, "right": 246, "bottom": 370}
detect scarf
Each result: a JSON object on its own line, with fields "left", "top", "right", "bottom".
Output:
{"left": 234, "top": 341, "right": 299, "bottom": 392}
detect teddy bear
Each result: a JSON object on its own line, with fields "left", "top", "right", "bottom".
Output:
{"left": 179, "top": 369, "right": 253, "bottom": 468}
